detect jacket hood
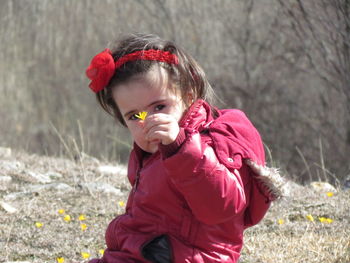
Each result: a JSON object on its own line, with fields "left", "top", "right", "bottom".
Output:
{"left": 179, "top": 99, "right": 216, "bottom": 131}
{"left": 180, "top": 99, "right": 265, "bottom": 166}
{"left": 181, "top": 99, "right": 285, "bottom": 201}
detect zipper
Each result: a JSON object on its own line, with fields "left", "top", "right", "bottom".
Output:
{"left": 126, "top": 168, "right": 140, "bottom": 211}
{"left": 133, "top": 168, "right": 141, "bottom": 192}
{"left": 132, "top": 151, "right": 159, "bottom": 193}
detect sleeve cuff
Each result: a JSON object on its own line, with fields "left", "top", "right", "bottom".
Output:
{"left": 159, "top": 128, "right": 187, "bottom": 158}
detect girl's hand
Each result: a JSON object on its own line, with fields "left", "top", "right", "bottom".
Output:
{"left": 142, "top": 113, "right": 180, "bottom": 145}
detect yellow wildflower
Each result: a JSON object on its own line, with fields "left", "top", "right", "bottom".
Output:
{"left": 326, "top": 192, "right": 334, "bottom": 197}
{"left": 58, "top": 209, "right": 65, "bottom": 214}
{"left": 35, "top": 222, "right": 43, "bottom": 228}
{"left": 326, "top": 218, "right": 334, "bottom": 223}
{"left": 99, "top": 249, "right": 105, "bottom": 256}
{"left": 118, "top": 201, "right": 125, "bottom": 207}
{"left": 319, "top": 217, "right": 333, "bottom": 223}
{"left": 81, "top": 252, "right": 90, "bottom": 259}
{"left": 78, "top": 214, "right": 86, "bottom": 221}
{"left": 306, "top": 214, "right": 314, "bottom": 222}
{"left": 278, "top": 219, "right": 285, "bottom": 225}
{"left": 80, "top": 223, "right": 87, "bottom": 231}
{"left": 319, "top": 217, "right": 326, "bottom": 223}
{"left": 56, "top": 257, "right": 65, "bottom": 263}
{"left": 63, "top": 215, "right": 71, "bottom": 222}
{"left": 135, "top": 111, "right": 148, "bottom": 121}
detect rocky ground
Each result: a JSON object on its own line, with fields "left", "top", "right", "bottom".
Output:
{"left": 0, "top": 148, "right": 349, "bottom": 263}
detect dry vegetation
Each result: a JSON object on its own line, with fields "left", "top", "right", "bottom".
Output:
{"left": 0, "top": 150, "right": 349, "bottom": 263}
{"left": 0, "top": 0, "right": 349, "bottom": 184}
{"left": 0, "top": 1, "right": 349, "bottom": 261}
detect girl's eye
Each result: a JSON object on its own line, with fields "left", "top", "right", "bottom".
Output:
{"left": 155, "top": 104, "right": 165, "bottom": 111}
{"left": 129, "top": 114, "right": 139, "bottom": 121}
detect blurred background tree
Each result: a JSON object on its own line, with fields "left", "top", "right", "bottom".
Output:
{"left": 0, "top": 0, "right": 348, "bottom": 184}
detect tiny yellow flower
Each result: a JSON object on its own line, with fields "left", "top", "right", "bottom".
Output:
{"left": 99, "top": 249, "right": 105, "bottom": 256}
{"left": 63, "top": 215, "right": 71, "bottom": 222}
{"left": 56, "top": 257, "right": 65, "bottom": 263}
{"left": 135, "top": 111, "right": 148, "bottom": 121}
{"left": 81, "top": 252, "right": 90, "bottom": 259}
{"left": 58, "top": 209, "right": 65, "bottom": 214}
{"left": 118, "top": 201, "right": 125, "bottom": 207}
{"left": 80, "top": 223, "right": 87, "bottom": 231}
{"left": 326, "top": 218, "right": 334, "bottom": 223}
{"left": 78, "top": 214, "right": 86, "bottom": 221}
{"left": 319, "top": 217, "right": 327, "bottom": 223}
{"left": 319, "top": 217, "right": 333, "bottom": 224}
{"left": 326, "top": 192, "right": 334, "bottom": 197}
{"left": 35, "top": 222, "right": 43, "bottom": 228}
{"left": 278, "top": 219, "right": 285, "bottom": 225}
{"left": 306, "top": 214, "right": 314, "bottom": 222}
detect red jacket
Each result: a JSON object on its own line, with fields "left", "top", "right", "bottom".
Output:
{"left": 90, "top": 100, "right": 270, "bottom": 263}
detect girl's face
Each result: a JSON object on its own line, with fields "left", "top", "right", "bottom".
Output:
{"left": 112, "top": 66, "right": 187, "bottom": 153}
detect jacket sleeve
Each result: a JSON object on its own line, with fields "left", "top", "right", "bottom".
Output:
{"left": 160, "top": 129, "right": 247, "bottom": 225}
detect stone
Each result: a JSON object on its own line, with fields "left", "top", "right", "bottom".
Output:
{"left": 26, "top": 183, "right": 74, "bottom": 193}
{"left": 0, "top": 161, "right": 25, "bottom": 174}
{"left": 44, "top": 171, "right": 63, "bottom": 180}
{"left": 310, "top": 181, "right": 337, "bottom": 193}
{"left": 0, "top": 175, "right": 12, "bottom": 190}
{"left": 81, "top": 152, "right": 100, "bottom": 164}
{"left": 0, "top": 147, "right": 11, "bottom": 158}
{"left": 81, "top": 182, "right": 122, "bottom": 195}
{"left": 281, "top": 180, "right": 305, "bottom": 197}
{"left": 343, "top": 175, "right": 350, "bottom": 190}
{"left": 25, "top": 171, "right": 52, "bottom": 184}
{"left": 3, "top": 192, "right": 28, "bottom": 201}
{"left": 97, "top": 165, "right": 127, "bottom": 176}
{"left": 0, "top": 201, "right": 18, "bottom": 213}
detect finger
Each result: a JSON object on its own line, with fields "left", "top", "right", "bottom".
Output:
{"left": 148, "top": 130, "right": 177, "bottom": 145}
{"left": 146, "top": 124, "right": 170, "bottom": 140}
{"left": 143, "top": 114, "right": 172, "bottom": 133}
{"left": 146, "top": 123, "right": 180, "bottom": 145}
{"left": 145, "top": 113, "right": 172, "bottom": 126}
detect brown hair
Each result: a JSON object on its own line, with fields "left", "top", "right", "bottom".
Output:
{"left": 96, "top": 33, "right": 214, "bottom": 126}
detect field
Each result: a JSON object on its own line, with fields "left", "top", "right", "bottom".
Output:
{"left": 0, "top": 149, "right": 349, "bottom": 263}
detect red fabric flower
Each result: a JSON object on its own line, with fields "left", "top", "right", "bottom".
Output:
{"left": 86, "top": 48, "right": 115, "bottom": 93}
{"left": 86, "top": 49, "right": 179, "bottom": 93}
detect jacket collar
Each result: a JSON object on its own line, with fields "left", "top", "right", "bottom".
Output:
{"left": 179, "top": 99, "right": 216, "bottom": 132}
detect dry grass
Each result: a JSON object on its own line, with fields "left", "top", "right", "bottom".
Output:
{"left": 0, "top": 151, "right": 129, "bottom": 262}
{"left": 1, "top": 0, "right": 349, "bottom": 183}
{"left": 0, "top": 150, "right": 349, "bottom": 263}
{"left": 242, "top": 188, "right": 350, "bottom": 262}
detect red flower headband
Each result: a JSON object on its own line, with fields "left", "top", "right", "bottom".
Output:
{"left": 86, "top": 49, "right": 179, "bottom": 93}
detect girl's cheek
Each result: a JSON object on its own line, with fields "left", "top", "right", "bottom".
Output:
{"left": 131, "top": 124, "right": 146, "bottom": 140}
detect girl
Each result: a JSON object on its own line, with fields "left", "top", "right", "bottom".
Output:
{"left": 86, "top": 33, "right": 283, "bottom": 263}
